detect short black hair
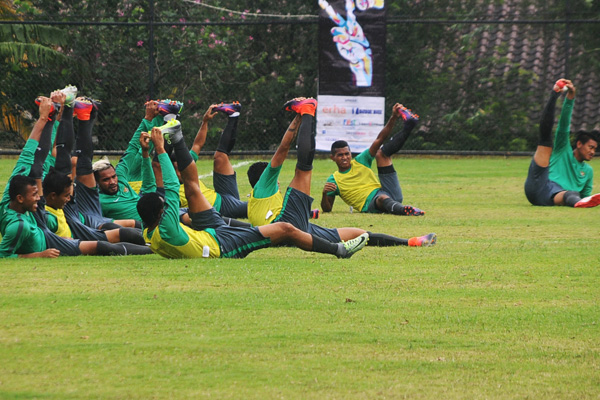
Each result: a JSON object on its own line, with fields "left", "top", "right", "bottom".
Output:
{"left": 8, "top": 174, "right": 37, "bottom": 201}
{"left": 136, "top": 192, "right": 165, "bottom": 228}
{"left": 42, "top": 168, "right": 72, "bottom": 196}
{"left": 575, "top": 130, "right": 599, "bottom": 146}
{"left": 331, "top": 140, "right": 350, "bottom": 155}
{"left": 247, "top": 161, "right": 269, "bottom": 188}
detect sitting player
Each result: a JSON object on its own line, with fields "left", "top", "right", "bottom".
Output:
{"left": 322, "top": 103, "right": 424, "bottom": 216}
{"left": 524, "top": 79, "right": 599, "bottom": 207}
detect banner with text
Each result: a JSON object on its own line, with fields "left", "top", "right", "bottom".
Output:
{"left": 316, "top": 95, "right": 385, "bottom": 154}
{"left": 317, "top": 0, "right": 386, "bottom": 152}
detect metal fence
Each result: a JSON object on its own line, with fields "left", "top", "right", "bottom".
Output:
{"left": 1, "top": 0, "right": 599, "bottom": 154}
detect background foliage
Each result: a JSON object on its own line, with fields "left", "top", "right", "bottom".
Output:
{"left": 0, "top": 0, "right": 599, "bottom": 151}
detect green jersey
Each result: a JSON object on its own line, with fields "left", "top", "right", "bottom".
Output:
{"left": 99, "top": 157, "right": 156, "bottom": 221}
{"left": 99, "top": 117, "right": 161, "bottom": 220}
{"left": 0, "top": 139, "right": 48, "bottom": 258}
{"left": 548, "top": 99, "right": 594, "bottom": 197}
{"left": 119, "top": 116, "right": 164, "bottom": 182}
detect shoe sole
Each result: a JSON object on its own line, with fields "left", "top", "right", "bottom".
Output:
{"left": 575, "top": 194, "right": 600, "bottom": 208}
{"left": 422, "top": 233, "right": 437, "bottom": 247}
{"left": 342, "top": 234, "right": 369, "bottom": 258}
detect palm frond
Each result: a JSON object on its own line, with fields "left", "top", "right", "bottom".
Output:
{"left": 0, "top": 42, "right": 67, "bottom": 64}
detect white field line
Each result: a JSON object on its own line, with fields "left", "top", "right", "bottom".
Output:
{"left": 198, "top": 160, "right": 254, "bottom": 179}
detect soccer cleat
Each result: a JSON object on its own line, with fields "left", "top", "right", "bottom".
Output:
{"left": 408, "top": 233, "right": 437, "bottom": 247}
{"left": 574, "top": 193, "right": 600, "bottom": 208}
{"left": 157, "top": 99, "right": 184, "bottom": 117}
{"left": 310, "top": 208, "right": 320, "bottom": 219}
{"left": 283, "top": 97, "right": 317, "bottom": 116}
{"left": 399, "top": 205, "right": 425, "bottom": 216}
{"left": 60, "top": 84, "right": 78, "bottom": 107}
{"left": 35, "top": 97, "right": 60, "bottom": 119}
{"left": 73, "top": 98, "right": 100, "bottom": 121}
{"left": 553, "top": 79, "right": 568, "bottom": 93}
{"left": 214, "top": 101, "right": 241, "bottom": 117}
{"left": 338, "top": 232, "right": 369, "bottom": 259}
{"left": 159, "top": 118, "right": 184, "bottom": 144}
{"left": 397, "top": 105, "right": 419, "bottom": 123}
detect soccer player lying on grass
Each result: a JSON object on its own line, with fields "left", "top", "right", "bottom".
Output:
{"left": 136, "top": 122, "right": 367, "bottom": 259}
{"left": 246, "top": 98, "right": 436, "bottom": 248}
{"left": 524, "top": 79, "right": 600, "bottom": 208}
{"left": 151, "top": 102, "right": 248, "bottom": 222}
{"left": 0, "top": 97, "right": 152, "bottom": 258}
{"left": 321, "top": 103, "right": 425, "bottom": 216}
{"left": 41, "top": 90, "right": 147, "bottom": 247}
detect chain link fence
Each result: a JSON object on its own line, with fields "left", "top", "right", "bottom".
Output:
{"left": 1, "top": 0, "right": 598, "bottom": 154}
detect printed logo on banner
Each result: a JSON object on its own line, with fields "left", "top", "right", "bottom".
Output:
{"left": 316, "top": 95, "right": 385, "bottom": 154}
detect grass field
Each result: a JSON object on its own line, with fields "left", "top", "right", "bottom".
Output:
{"left": 0, "top": 155, "right": 599, "bottom": 399}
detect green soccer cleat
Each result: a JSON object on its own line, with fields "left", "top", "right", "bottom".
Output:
{"left": 338, "top": 232, "right": 369, "bottom": 258}
{"left": 159, "top": 118, "right": 183, "bottom": 144}
{"left": 60, "top": 84, "right": 78, "bottom": 107}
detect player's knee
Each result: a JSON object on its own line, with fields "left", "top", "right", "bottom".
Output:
{"left": 277, "top": 222, "right": 296, "bottom": 236}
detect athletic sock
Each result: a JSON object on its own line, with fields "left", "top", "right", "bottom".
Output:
{"left": 55, "top": 106, "right": 75, "bottom": 175}
{"left": 366, "top": 232, "right": 409, "bottom": 246}
{"left": 562, "top": 190, "right": 581, "bottom": 207}
{"left": 99, "top": 222, "right": 122, "bottom": 230}
{"left": 296, "top": 114, "right": 316, "bottom": 171}
{"left": 172, "top": 138, "right": 193, "bottom": 171}
{"left": 311, "top": 234, "right": 340, "bottom": 256}
{"left": 96, "top": 241, "right": 153, "bottom": 255}
{"left": 539, "top": 91, "right": 561, "bottom": 147}
{"left": 118, "top": 227, "right": 146, "bottom": 245}
{"left": 75, "top": 106, "right": 96, "bottom": 176}
{"left": 215, "top": 116, "right": 239, "bottom": 155}
{"left": 379, "top": 197, "right": 411, "bottom": 215}
{"left": 29, "top": 116, "right": 55, "bottom": 179}
{"left": 377, "top": 165, "right": 395, "bottom": 175}
{"left": 381, "top": 119, "right": 417, "bottom": 157}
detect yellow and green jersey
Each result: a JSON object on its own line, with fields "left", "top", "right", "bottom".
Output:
{"left": 247, "top": 162, "right": 283, "bottom": 226}
{"left": 45, "top": 206, "right": 73, "bottom": 238}
{"left": 326, "top": 149, "right": 381, "bottom": 212}
{"left": 143, "top": 152, "right": 221, "bottom": 259}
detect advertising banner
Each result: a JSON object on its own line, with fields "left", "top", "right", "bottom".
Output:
{"left": 317, "top": 0, "right": 386, "bottom": 152}
{"left": 316, "top": 95, "right": 385, "bottom": 154}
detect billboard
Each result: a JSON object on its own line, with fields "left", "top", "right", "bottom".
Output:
{"left": 317, "top": 0, "right": 386, "bottom": 153}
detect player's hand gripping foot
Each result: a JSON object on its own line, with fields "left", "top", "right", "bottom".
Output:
{"left": 59, "top": 84, "right": 78, "bottom": 107}
{"left": 408, "top": 233, "right": 437, "bottom": 247}
{"left": 396, "top": 105, "right": 419, "bottom": 123}
{"left": 337, "top": 232, "right": 369, "bottom": 258}
{"left": 214, "top": 101, "right": 242, "bottom": 117}
{"left": 283, "top": 97, "right": 317, "bottom": 116}
{"left": 553, "top": 79, "right": 569, "bottom": 93}
{"left": 157, "top": 99, "right": 184, "bottom": 119}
